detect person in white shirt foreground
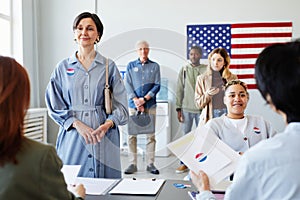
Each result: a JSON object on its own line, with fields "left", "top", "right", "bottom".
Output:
{"left": 191, "top": 40, "right": 300, "bottom": 200}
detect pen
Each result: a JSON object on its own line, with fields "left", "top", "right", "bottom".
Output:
{"left": 132, "top": 177, "right": 156, "bottom": 181}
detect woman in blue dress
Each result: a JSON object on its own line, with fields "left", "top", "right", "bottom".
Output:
{"left": 45, "top": 12, "right": 128, "bottom": 178}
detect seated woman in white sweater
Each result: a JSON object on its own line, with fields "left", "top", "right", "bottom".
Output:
{"left": 205, "top": 79, "right": 276, "bottom": 155}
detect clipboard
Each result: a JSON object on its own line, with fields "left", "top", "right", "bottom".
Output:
{"left": 109, "top": 178, "right": 165, "bottom": 195}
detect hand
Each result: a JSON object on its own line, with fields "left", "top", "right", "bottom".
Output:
{"left": 68, "top": 184, "right": 86, "bottom": 199}
{"left": 206, "top": 87, "right": 220, "bottom": 96}
{"left": 177, "top": 110, "right": 184, "bottom": 122}
{"left": 190, "top": 170, "right": 211, "bottom": 191}
{"left": 73, "top": 120, "right": 96, "bottom": 144}
{"left": 133, "top": 98, "right": 145, "bottom": 108}
{"left": 136, "top": 105, "right": 145, "bottom": 112}
{"left": 91, "top": 121, "right": 112, "bottom": 142}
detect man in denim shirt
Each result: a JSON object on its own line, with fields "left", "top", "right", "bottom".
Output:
{"left": 124, "top": 40, "right": 161, "bottom": 175}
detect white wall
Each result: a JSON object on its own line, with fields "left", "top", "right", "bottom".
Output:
{"left": 30, "top": 0, "right": 300, "bottom": 143}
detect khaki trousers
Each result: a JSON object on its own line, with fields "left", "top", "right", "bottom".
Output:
{"left": 128, "top": 108, "right": 156, "bottom": 165}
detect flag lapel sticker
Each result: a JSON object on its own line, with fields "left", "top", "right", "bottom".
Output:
{"left": 67, "top": 68, "right": 75, "bottom": 76}
{"left": 253, "top": 127, "right": 261, "bottom": 134}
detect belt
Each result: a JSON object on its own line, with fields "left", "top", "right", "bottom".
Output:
{"left": 71, "top": 105, "right": 103, "bottom": 111}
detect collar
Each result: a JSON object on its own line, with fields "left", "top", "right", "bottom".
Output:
{"left": 68, "top": 51, "right": 104, "bottom": 66}
{"left": 137, "top": 58, "right": 153, "bottom": 65}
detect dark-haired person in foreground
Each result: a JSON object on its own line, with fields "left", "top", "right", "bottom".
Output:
{"left": 0, "top": 56, "right": 85, "bottom": 199}
{"left": 191, "top": 40, "right": 300, "bottom": 199}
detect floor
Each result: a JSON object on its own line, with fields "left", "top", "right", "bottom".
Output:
{"left": 120, "top": 148, "right": 188, "bottom": 180}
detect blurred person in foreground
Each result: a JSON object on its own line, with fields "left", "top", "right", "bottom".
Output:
{"left": 0, "top": 56, "right": 85, "bottom": 199}
{"left": 191, "top": 41, "right": 300, "bottom": 199}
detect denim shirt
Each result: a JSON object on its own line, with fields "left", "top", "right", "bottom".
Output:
{"left": 125, "top": 58, "right": 161, "bottom": 109}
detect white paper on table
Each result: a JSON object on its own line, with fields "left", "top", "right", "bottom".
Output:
{"left": 167, "top": 126, "right": 240, "bottom": 188}
{"left": 108, "top": 178, "right": 165, "bottom": 195}
{"left": 61, "top": 165, "right": 81, "bottom": 185}
{"left": 75, "top": 177, "right": 119, "bottom": 195}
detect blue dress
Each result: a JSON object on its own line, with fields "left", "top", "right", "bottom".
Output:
{"left": 45, "top": 51, "right": 128, "bottom": 178}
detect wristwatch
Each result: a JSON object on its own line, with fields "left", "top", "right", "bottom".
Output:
{"left": 143, "top": 97, "right": 148, "bottom": 102}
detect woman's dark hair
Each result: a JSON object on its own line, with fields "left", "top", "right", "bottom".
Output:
{"left": 0, "top": 56, "right": 30, "bottom": 166}
{"left": 255, "top": 41, "right": 300, "bottom": 122}
{"left": 73, "top": 12, "right": 104, "bottom": 42}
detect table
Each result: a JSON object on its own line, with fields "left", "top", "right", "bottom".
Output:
{"left": 85, "top": 180, "right": 197, "bottom": 200}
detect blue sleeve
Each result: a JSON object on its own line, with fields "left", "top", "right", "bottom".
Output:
{"left": 224, "top": 155, "right": 258, "bottom": 200}
{"left": 125, "top": 62, "right": 137, "bottom": 100}
{"left": 148, "top": 63, "right": 161, "bottom": 98}
{"left": 108, "top": 60, "right": 129, "bottom": 126}
{"left": 45, "top": 62, "right": 76, "bottom": 131}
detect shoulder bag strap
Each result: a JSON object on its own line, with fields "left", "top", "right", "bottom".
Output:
{"left": 183, "top": 66, "right": 187, "bottom": 88}
{"left": 105, "top": 58, "right": 109, "bottom": 88}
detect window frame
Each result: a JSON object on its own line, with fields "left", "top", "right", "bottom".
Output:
{"left": 0, "top": 0, "right": 12, "bottom": 56}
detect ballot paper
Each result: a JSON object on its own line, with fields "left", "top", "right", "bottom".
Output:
{"left": 61, "top": 165, "right": 119, "bottom": 195}
{"left": 75, "top": 177, "right": 119, "bottom": 195}
{"left": 167, "top": 126, "right": 240, "bottom": 189}
{"left": 61, "top": 165, "right": 81, "bottom": 185}
{"left": 109, "top": 178, "right": 165, "bottom": 195}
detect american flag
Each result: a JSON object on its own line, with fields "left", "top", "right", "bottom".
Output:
{"left": 187, "top": 22, "right": 293, "bottom": 89}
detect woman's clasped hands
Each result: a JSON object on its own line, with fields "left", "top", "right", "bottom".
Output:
{"left": 73, "top": 120, "right": 110, "bottom": 144}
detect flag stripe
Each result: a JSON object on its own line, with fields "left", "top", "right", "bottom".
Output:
{"left": 237, "top": 74, "right": 255, "bottom": 79}
{"left": 232, "top": 27, "right": 293, "bottom": 34}
{"left": 231, "top": 22, "right": 292, "bottom": 28}
{"left": 231, "top": 43, "right": 276, "bottom": 48}
{"left": 230, "top": 68, "right": 254, "bottom": 75}
{"left": 231, "top": 54, "right": 258, "bottom": 59}
{"left": 232, "top": 32, "right": 292, "bottom": 38}
{"left": 230, "top": 64, "right": 254, "bottom": 69}
{"left": 246, "top": 84, "right": 257, "bottom": 89}
{"left": 231, "top": 48, "right": 264, "bottom": 54}
{"left": 230, "top": 58, "right": 257, "bottom": 65}
{"left": 231, "top": 37, "right": 291, "bottom": 44}
{"left": 242, "top": 79, "right": 256, "bottom": 84}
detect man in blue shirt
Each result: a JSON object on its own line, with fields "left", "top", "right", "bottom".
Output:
{"left": 124, "top": 40, "right": 161, "bottom": 175}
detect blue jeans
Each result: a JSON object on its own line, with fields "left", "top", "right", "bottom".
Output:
{"left": 213, "top": 108, "right": 227, "bottom": 118}
{"left": 182, "top": 111, "right": 200, "bottom": 134}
